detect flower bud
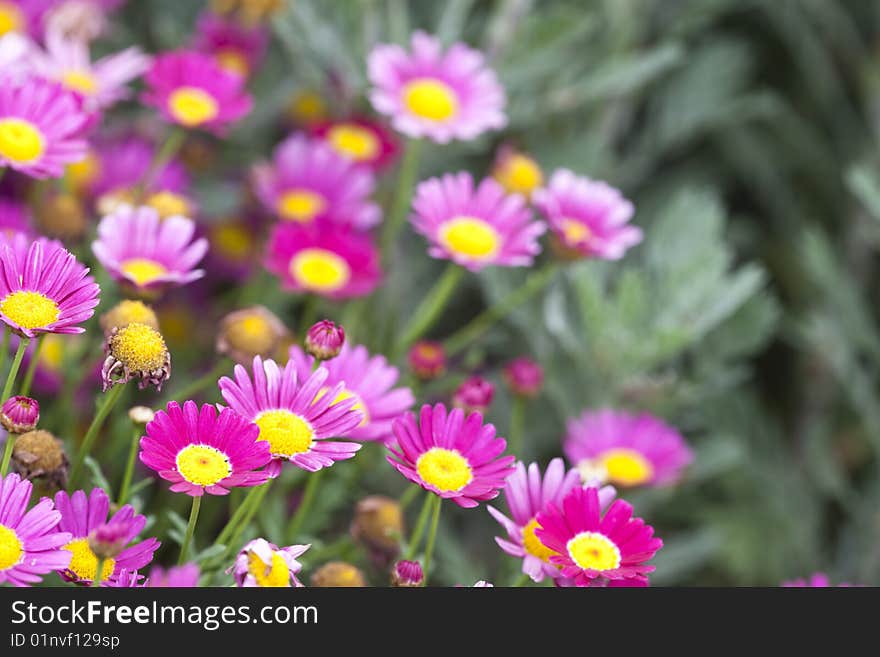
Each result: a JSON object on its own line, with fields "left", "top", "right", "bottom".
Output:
{"left": 0, "top": 396, "right": 39, "bottom": 433}
{"left": 391, "top": 560, "right": 423, "bottom": 587}
{"left": 408, "top": 340, "right": 446, "bottom": 381}
{"left": 452, "top": 376, "right": 494, "bottom": 414}
{"left": 492, "top": 147, "right": 544, "bottom": 199}
{"left": 304, "top": 320, "right": 345, "bottom": 361}
{"left": 128, "top": 406, "right": 155, "bottom": 426}
{"left": 88, "top": 521, "right": 132, "bottom": 559}
{"left": 309, "top": 561, "right": 366, "bottom": 587}
{"left": 216, "top": 306, "right": 289, "bottom": 364}
{"left": 351, "top": 495, "right": 403, "bottom": 557}
{"left": 503, "top": 357, "right": 544, "bottom": 398}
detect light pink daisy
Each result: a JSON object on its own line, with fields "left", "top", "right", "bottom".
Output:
{"left": 532, "top": 169, "right": 642, "bottom": 260}
{"left": 140, "top": 400, "right": 273, "bottom": 497}
{"left": 91, "top": 204, "right": 208, "bottom": 294}
{"left": 388, "top": 403, "right": 516, "bottom": 508}
{"left": 289, "top": 343, "right": 415, "bottom": 443}
{"left": 411, "top": 172, "right": 545, "bottom": 271}
{"left": 265, "top": 223, "right": 382, "bottom": 300}
{"left": 0, "top": 473, "right": 71, "bottom": 587}
{"left": 228, "top": 538, "right": 309, "bottom": 587}
{"left": 219, "top": 356, "right": 364, "bottom": 475}
{"left": 252, "top": 133, "right": 380, "bottom": 230}
{"left": 142, "top": 49, "right": 253, "bottom": 134}
{"left": 564, "top": 409, "right": 694, "bottom": 489}
{"left": 368, "top": 31, "right": 506, "bottom": 143}
{"left": 0, "top": 75, "right": 89, "bottom": 178}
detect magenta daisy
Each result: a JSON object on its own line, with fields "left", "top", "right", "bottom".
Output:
{"left": 563, "top": 409, "right": 694, "bottom": 489}
{"left": 54, "top": 488, "right": 160, "bottom": 585}
{"left": 488, "top": 459, "right": 607, "bottom": 582}
{"left": 532, "top": 169, "right": 642, "bottom": 260}
{"left": 229, "top": 538, "right": 309, "bottom": 587}
{"left": 411, "top": 172, "right": 545, "bottom": 271}
{"left": 31, "top": 29, "right": 150, "bottom": 110}
{"left": 265, "top": 223, "right": 382, "bottom": 299}
{"left": 535, "top": 485, "right": 662, "bottom": 587}
{"left": 289, "top": 343, "right": 415, "bottom": 443}
{"left": 0, "top": 239, "right": 99, "bottom": 338}
{"left": 142, "top": 49, "right": 253, "bottom": 134}
{"left": 219, "top": 356, "right": 363, "bottom": 475}
{"left": 368, "top": 31, "right": 506, "bottom": 143}
{"left": 311, "top": 116, "right": 399, "bottom": 171}
{"left": 91, "top": 204, "right": 208, "bottom": 294}
{"left": 147, "top": 563, "right": 200, "bottom": 587}
{"left": 252, "top": 133, "right": 380, "bottom": 229}
{"left": 139, "top": 400, "right": 273, "bottom": 496}
{"left": 194, "top": 10, "right": 268, "bottom": 79}
{"left": 0, "top": 75, "right": 89, "bottom": 178}
{"left": 388, "top": 403, "right": 516, "bottom": 508}
{"left": 0, "top": 473, "right": 71, "bottom": 587}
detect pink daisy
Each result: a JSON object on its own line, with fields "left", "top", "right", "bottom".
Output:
{"left": 532, "top": 169, "right": 642, "bottom": 260}
{"left": 140, "top": 400, "right": 273, "bottom": 497}
{"left": 0, "top": 198, "right": 32, "bottom": 238}
{"left": 368, "top": 31, "right": 506, "bottom": 143}
{"left": 228, "top": 538, "right": 309, "bottom": 587}
{"left": 289, "top": 343, "right": 415, "bottom": 443}
{"left": 142, "top": 49, "right": 253, "bottom": 134}
{"left": 218, "top": 356, "right": 363, "bottom": 475}
{"left": 782, "top": 573, "right": 855, "bottom": 587}
{"left": 310, "top": 116, "right": 399, "bottom": 171}
{"left": 411, "top": 172, "right": 545, "bottom": 271}
{"left": 91, "top": 204, "right": 208, "bottom": 294}
{"left": 264, "top": 222, "right": 382, "bottom": 299}
{"left": 0, "top": 473, "right": 71, "bottom": 587}
{"left": 535, "top": 485, "right": 662, "bottom": 587}
{"left": 252, "top": 133, "right": 380, "bottom": 229}
{"left": 193, "top": 10, "right": 268, "bottom": 79}
{"left": 147, "top": 563, "right": 201, "bottom": 587}
{"left": 488, "top": 459, "right": 611, "bottom": 582}
{"left": 0, "top": 75, "right": 89, "bottom": 178}
{"left": 387, "top": 403, "right": 516, "bottom": 508}
{"left": 88, "top": 135, "right": 190, "bottom": 200}
{"left": 564, "top": 409, "right": 694, "bottom": 489}
{"left": 54, "top": 487, "right": 160, "bottom": 585}
{"left": 0, "top": 238, "right": 100, "bottom": 338}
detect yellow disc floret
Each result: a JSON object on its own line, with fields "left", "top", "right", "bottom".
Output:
{"left": 255, "top": 409, "right": 314, "bottom": 457}
{"left": 0, "top": 2, "right": 24, "bottom": 36}
{"left": 247, "top": 550, "right": 290, "bottom": 587}
{"left": 0, "top": 524, "right": 23, "bottom": 571}
{"left": 599, "top": 448, "right": 654, "bottom": 487}
{"left": 277, "top": 189, "right": 326, "bottom": 223}
{"left": 314, "top": 387, "right": 369, "bottom": 426}
{"left": 0, "top": 291, "right": 60, "bottom": 330}
{"left": 146, "top": 191, "right": 192, "bottom": 220}
{"left": 64, "top": 538, "right": 116, "bottom": 582}
{"left": 101, "top": 299, "right": 160, "bottom": 333}
{"left": 176, "top": 444, "right": 232, "bottom": 487}
{"left": 521, "top": 517, "right": 557, "bottom": 563}
{"left": 566, "top": 531, "right": 621, "bottom": 572}
{"left": 215, "top": 49, "right": 250, "bottom": 77}
{"left": 109, "top": 322, "right": 168, "bottom": 373}
{"left": 416, "top": 447, "right": 473, "bottom": 492}
{"left": 289, "top": 248, "right": 351, "bottom": 293}
{"left": 211, "top": 223, "right": 252, "bottom": 260}
{"left": 121, "top": 258, "right": 168, "bottom": 287}
{"left": 62, "top": 70, "right": 98, "bottom": 96}
{"left": 560, "top": 219, "right": 591, "bottom": 246}
{"left": 327, "top": 124, "right": 380, "bottom": 161}
{"left": 0, "top": 118, "right": 45, "bottom": 164}
{"left": 439, "top": 216, "right": 500, "bottom": 260}
{"left": 168, "top": 87, "right": 219, "bottom": 127}
{"left": 403, "top": 78, "right": 458, "bottom": 121}
{"left": 494, "top": 154, "right": 544, "bottom": 196}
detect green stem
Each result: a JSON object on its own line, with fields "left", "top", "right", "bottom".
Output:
{"left": 68, "top": 383, "right": 126, "bottom": 491}
{"left": 18, "top": 335, "right": 44, "bottom": 397}
{"left": 219, "top": 481, "right": 270, "bottom": 563}
{"left": 116, "top": 426, "right": 143, "bottom": 507}
{"left": 0, "top": 433, "right": 15, "bottom": 477}
{"left": 509, "top": 396, "right": 525, "bottom": 457}
{"left": 510, "top": 572, "right": 529, "bottom": 587}
{"left": 1, "top": 337, "right": 29, "bottom": 402}
{"left": 216, "top": 482, "right": 263, "bottom": 547}
{"left": 0, "top": 325, "right": 9, "bottom": 375}
{"left": 444, "top": 262, "right": 560, "bottom": 356}
{"left": 405, "top": 490, "right": 434, "bottom": 560}
{"left": 164, "top": 360, "right": 228, "bottom": 403}
{"left": 286, "top": 469, "right": 323, "bottom": 540}
{"left": 396, "top": 264, "right": 464, "bottom": 357}
{"left": 422, "top": 496, "right": 442, "bottom": 583}
{"left": 398, "top": 483, "right": 420, "bottom": 511}
{"left": 178, "top": 495, "right": 202, "bottom": 565}
{"left": 381, "top": 138, "right": 422, "bottom": 260}
{"left": 92, "top": 559, "right": 105, "bottom": 588}
{"left": 299, "top": 295, "right": 319, "bottom": 335}
{"left": 140, "top": 127, "right": 186, "bottom": 194}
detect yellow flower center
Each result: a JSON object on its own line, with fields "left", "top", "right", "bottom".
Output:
{"left": 211, "top": 223, "right": 252, "bottom": 260}
{"left": 439, "top": 216, "right": 500, "bottom": 260}
{"left": 64, "top": 538, "right": 116, "bottom": 582}
{"left": 247, "top": 550, "right": 290, "bottom": 587}
{"left": 566, "top": 531, "right": 621, "bottom": 572}
{"left": 40, "top": 334, "right": 65, "bottom": 371}
{"left": 314, "top": 387, "right": 369, "bottom": 426}
{"left": 521, "top": 517, "right": 557, "bottom": 563}
{"left": 109, "top": 322, "right": 168, "bottom": 372}
{"left": 288, "top": 89, "right": 326, "bottom": 123}
{"left": 599, "top": 448, "right": 654, "bottom": 487}
{"left": 121, "top": 258, "right": 168, "bottom": 287}
{"left": 0, "top": 523, "right": 23, "bottom": 571}
{"left": 494, "top": 154, "right": 543, "bottom": 196}
{"left": 66, "top": 152, "right": 100, "bottom": 192}
{"left": 176, "top": 444, "right": 232, "bottom": 487}
{"left": 403, "top": 78, "right": 458, "bottom": 121}
{"left": 215, "top": 48, "right": 250, "bottom": 77}
{"left": 415, "top": 447, "right": 472, "bottom": 492}
{"left": 0, "top": 291, "right": 60, "bottom": 330}
{"left": 276, "top": 189, "right": 326, "bottom": 223}
{"left": 327, "top": 124, "right": 380, "bottom": 161}
{"left": 146, "top": 191, "right": 192, "bottom": 219}
{"left": 225, "top": 314, "right": 274, "bottom": 354}
{"left": 0, "top": 118, "right": 46, "bottom": 164}
{"left": 168, "top": 87, "right": 219, "bottom": 127}
{"left": 255, "top": 409, "right": 314, "bottom": 457}
{"left": 62, "top": 70, "right": 98, "bottom": 95}
{"left": 560, "top": 219, "right": 592, "bottom": 246}
{"left": 0, "top": 2, "right": 23, "bottom": 36}
{"left": 289, "top": 248, "right": 351, "bottom": 293}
